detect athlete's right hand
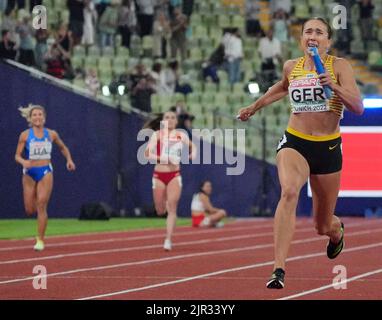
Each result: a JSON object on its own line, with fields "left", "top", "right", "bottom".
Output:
{"left": 237, "top": 105, "right": 256, "bottom": 121}
{"left": 22, "top": 160, "right": 33, "bottom": 169}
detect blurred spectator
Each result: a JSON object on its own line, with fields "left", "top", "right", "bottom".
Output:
{"left": 129, "top": 63, "right": 149, "bottom": 89}
{"left": 202, "top": 43, "right": 225, "bottom": 84}
{"left": 118, "top": 0, "right": 137, "bottom": 48}
{"left": 245, "top": 0, "right": 263, "bottom": 37}
{"left": 5, "top": 0, "right": 24, "bottom": 14}
{"left": 130, "top": 75, "right": 155, "bottom": 112}
{"left": 45, "top": 43, "right": 70, "bottom": 79}
{"left": 169, "top": 0, "right": 181, "bottom": 18}
{"left": 95, "top": 0, "right": 110, "bottom": 17}
{"left": 29, "top": 0, "right": 42, "bottom": 12}
{"left": 154, "top": 0, "right": 170, "bottom": 18}
{"left": 333, "top": 0, "right": 353, "bottom": 55}
{"left": 258, "top": 27, "right": 282, "bottom": 71}
{"left": 82, "top": 0, "right": 97, "bottom": 47}
{"left": 98, "top": 0, "right": 119, "bottom": 48}
{"left": 5, "top": 0, "right": 42, "bottom": 13}
{"left": 170, "top": 100, "right": 194, "bottom": 137}
{"left": 150, "top": 62, "right": 169, "bottom": 94}
{"left": 170, "top": 6, "right": 188, "bottom": 61}
{"left": 273, "top": 9, "right": 289, "bottom": 61}
{"left": 273, "top": 9, "right": 289, "bottom": 43}
{"left": 223, "top": 28, "right": 243, "bottom": 84}
{"left": 163, "top": 60, "right": 192, "bottom": 95}
{"left": 270, "top": 0, "right": 291, "bottom": 16}
{"left": 136, "top": 0, "right": 155, "bottom": 37}
{"left": 182, "top": 0, "right": 194, "bottom": 18}
{"left": 34, "top": 28, "right": 49, "bottom": 70}
{"left": 153, "top": 10, "right": 171, "bottom": 58}
{"left": 359, "top": 0, "right": 375, "bottom": 41}
{"left": 0, "top": 29, "right": 17, "bottom": 60}
{"left": 56, "top": 23, "right": 73, "bottom": 56}
{"left": 1, "top": 9, "right": 18, "bottom": 42}
{"left": 0, "top": 0, "right": 7, "bottom": 12}
{"left": 85, "top": 68, "right": 100, "bottom": 96}
{"left": 15, "top": 12, "right": 35, "bottom": 66}
{"left": 67, "top": 0, "right": 85, "bottom": 46}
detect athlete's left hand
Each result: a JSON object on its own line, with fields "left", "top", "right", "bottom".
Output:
{"left": 67, "top": 160, "right": 76, "bottom": 171}
{"left": 318, "top": 72, "right": 336, "bottom": 89}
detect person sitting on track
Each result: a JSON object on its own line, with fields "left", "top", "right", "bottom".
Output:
{"left": 191, "top": 180, "right": 227, "bottom": 228}
{"left": 15, "top": 104, "right": 76, "bottom": 251}
{"left": 237, "top": 17, "right": 363, "bottom": 289}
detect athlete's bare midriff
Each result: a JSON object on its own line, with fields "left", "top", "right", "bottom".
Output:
{"left": 287, "top": 111, "right": 340, "bottom": 136}
{"left": 29, "top": 159, "right": 52, "bottom": 167}
{"left": 154, "top": 163, "right": 180, "bottom": 172}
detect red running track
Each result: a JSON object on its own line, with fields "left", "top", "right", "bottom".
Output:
{"left": 0, "top": 217, "right": 381, "bottom": 300}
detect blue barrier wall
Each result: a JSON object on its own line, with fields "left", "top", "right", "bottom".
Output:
{"left": 2, "top": 62, "right": 379, "bottom": 219}
{"left": 0, "top": 62, "right": 281, "bottom": 219}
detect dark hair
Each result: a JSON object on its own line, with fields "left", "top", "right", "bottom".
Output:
{"left": 168, "top": 60, "right": 179, "bottom": 70}
{"left": 2, "top": 30, "right": 9, "bottom": 37}
{"left": 152, "top": 62, "right": 162, "bottom": 73}
{"left": 143, "top": 113, "right": 163, "bottom": 131}
{"left": 142, "top": 110, "right": 177, "bottom": 130}
{"left": 301, "top": 17, "right": 332, "bottom": 39}
{"left": 199, "top": 180, "right": 211, "bottom": 193}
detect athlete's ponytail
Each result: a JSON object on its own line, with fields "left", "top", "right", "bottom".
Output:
{"left": 18, "top": 104, "right": 46, "bottom": 126}
{"left": 142, "top": 110, "right": 177, "bottom": 131}
{"left": 143, "top": 113, "right": 163, "bottom": 131}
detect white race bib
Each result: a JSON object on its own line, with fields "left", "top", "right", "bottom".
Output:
{"left": 289, "top": 76, "right": 329, "bottom": 113}
{"left": 29, "top": 139, "right": 52, "bottom": 160}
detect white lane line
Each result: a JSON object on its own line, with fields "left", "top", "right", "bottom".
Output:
{"left": 1, "top": 228, "right": 381, "bottom": 287}
{"left": 0, "top": 222, "right": 275, "bottom": 252}
{"left": 279, "top": 268, "right": 382, "bottom": 300}
{"left": 0, "top": 221, "right": 377, "bottom": 265}
{"left": 77, "top": 242, "right": 382, "bottom": 300}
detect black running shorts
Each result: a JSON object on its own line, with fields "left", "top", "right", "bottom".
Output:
{"left": 276, "top": 127, "right": 342, "bottom": 175}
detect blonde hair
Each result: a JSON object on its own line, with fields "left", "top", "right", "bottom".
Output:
{"left": 18, "top": 104, "right": 46, "bottom": 126}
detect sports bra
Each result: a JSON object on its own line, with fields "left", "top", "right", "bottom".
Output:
{"left": 24, "top": 128, "right": 52, "bottom": 160}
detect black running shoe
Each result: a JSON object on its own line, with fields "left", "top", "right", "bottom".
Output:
{"left": 266, "top": 268, "right": 285, "bottom": 289}
{"left": 327, "top": 222, "right": 345, "bottom": 259}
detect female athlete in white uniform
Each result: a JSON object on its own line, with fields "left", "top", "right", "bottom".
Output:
{"left": 191, "top": 180, "right": 227, "bottom": 228}
{"left": 145, "top": 111, "right": 196, "bottom": 251}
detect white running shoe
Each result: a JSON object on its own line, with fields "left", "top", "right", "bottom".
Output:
{"left": 201, "top": 217, "right": 211, "bottom": 227}
{"left": 33, "top": 238, "right": 45, "bottom": 251}
{"left": 215, "top": 221, "right": 225, "bottom": 228}
{"left": 163, "top": 239, "right": 172, "bottom": 251}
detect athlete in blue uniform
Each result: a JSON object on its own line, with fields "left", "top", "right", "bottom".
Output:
{"left": 15, "top": 104, "right": 76, "bottom": 251}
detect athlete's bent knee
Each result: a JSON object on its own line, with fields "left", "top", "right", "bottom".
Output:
{"left": 25, "top": 206, "right": 35, "bottom": 216}
{"left": 219, "top": 209, "right": 227, "bottom": 217}
{"left": 155, "top": 206, "right": 166, "bottom": 216}
{"left": 280, "top": 187, "right": 299, "bottom": 203}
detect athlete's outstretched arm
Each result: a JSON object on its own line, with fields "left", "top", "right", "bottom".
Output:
{"left": 319, "top": 58, "right": 364, "bottom": 115}
{"left": 51, "top": 130, "right": 76, "bottom": 171}
{"left": 237, "top": 60, "right": 295, "bottom": 121}
{"left": 15, "top": 131, "right": 31, "bottom": 168}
